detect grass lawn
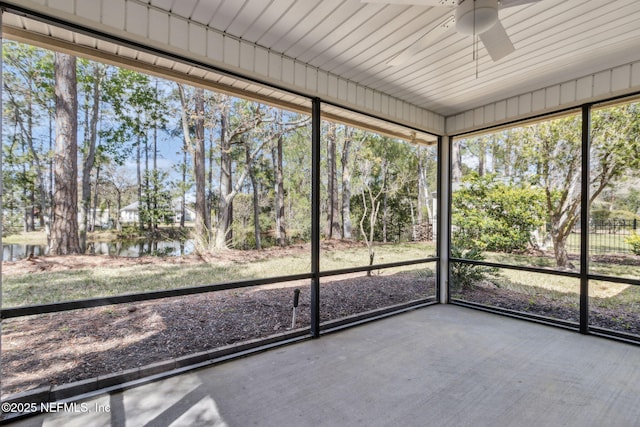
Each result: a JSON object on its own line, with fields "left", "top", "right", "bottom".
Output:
{"left": 2, "top": 241, "right": 437, "bottom": 307}
{"left": 2, "top": 230, "right": 49, "bottom": 245}
{"left": 457, "top": 249, "right": 640, "bottom": 318}
{"left": 566, "top": 232, "right": 634, "bottom": 254}
{"left": 3, "top": 232, "right": 636, "bottom": 310}
{"left": 3, "top": 228, "right": 187, "bottom": 245}
{"left": 319, "top": 241, "right": 436, "bottom": 270}
{"left": 483, "top": 250, "right": 640, "bottom": 280}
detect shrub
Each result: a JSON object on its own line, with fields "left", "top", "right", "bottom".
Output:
{"left": 625, "top": 232, "right": 640, "bottom": 255}
{"left": 452, "top": 173, "right": 546, "bottom": 252}
{"left": 592, "top": 208, "right": 640, "bottom": 222}
{"left": 450, "top": 246, "right": 495, "bottom": 290}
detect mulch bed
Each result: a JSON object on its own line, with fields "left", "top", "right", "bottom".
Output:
{"left": 453, "top": 285, "right": 640, "bottom": 335}
{"left": 1, "top": 273, "right": 435, "bottom": 398}
{"left": 3, "top": 268, "right": 637, "bottom": 399}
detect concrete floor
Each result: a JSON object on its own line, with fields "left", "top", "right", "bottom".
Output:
{"left": 7, "top": 305, "right": 640, "bottom": 427}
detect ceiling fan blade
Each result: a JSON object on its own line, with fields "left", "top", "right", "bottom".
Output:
{"left": 360, "top": 0, "right": 456, "bottom": 6}
{"left": 499, "top": 0, "right": 542, "bottom": 8}
{"left": 479, "top": 20, "right": 515, "bottom": 61}
{"left": 387, "top": 14, "right": 455, "bottom": 66}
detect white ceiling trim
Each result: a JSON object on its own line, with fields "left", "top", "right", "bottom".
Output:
{"left": 2, "top": 0, "right": 446, "bottom": 135}
{"left": 447, "top": 59, "right": 640, "bottom": 135}
{"left": 3, "top": 13, "right": 437, "bottom": 145}
{"left": 5, "top": 0, "right": 640, "bottom": 138}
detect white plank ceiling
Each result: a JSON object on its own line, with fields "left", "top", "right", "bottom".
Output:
{"left": 4, "top": 0, "right": 640, "bottom": 133}
{"left": 134, "top": 0, "right": 640, "bottom": 116}
{"left": 4, "top": 13, "right": 438, "bottom": 144}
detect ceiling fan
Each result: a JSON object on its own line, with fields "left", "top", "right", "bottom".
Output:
{"left": 362, "top": 0, "right": 542, "bottom": 66}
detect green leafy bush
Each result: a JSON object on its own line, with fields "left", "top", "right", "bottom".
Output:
{"left": 450, "top": 246, "right": 495, "bottom": 290}
{"left": 452, "top": 173, "right": 546, "bottom": 253}
{"left": 591, "top": 208, "right": 640, "bottom": 222}
{"left": 625, "top": 233, "right": 640, "bottom": 255}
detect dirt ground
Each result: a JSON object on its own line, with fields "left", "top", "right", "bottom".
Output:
{"left": 2, "top": 245, "right": 638, "bottom": 398}
{"left": 1, "top": 261, "right": 434, "bottom": 398}
{"left": 0, "top": 240, "right": 381, "bottom": 276}
{"left": 452, "top": 285, "right": 640, "bottom": 336}
{"left": 1, "top": 253, "right": 204, "bottom": 276}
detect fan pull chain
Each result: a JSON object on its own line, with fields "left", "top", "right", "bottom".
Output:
{"left": 472, "top": 0, "right": 476, "bottom": 61}
{"left": 475, "top": 36, "right": 479, "bottom": 79}
{"left": 472, "top": 0, "right": 479, "bottom": 79}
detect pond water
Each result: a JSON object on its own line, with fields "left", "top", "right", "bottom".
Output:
{"left": 2, "top": 240, "right": 195, "bottom": 261}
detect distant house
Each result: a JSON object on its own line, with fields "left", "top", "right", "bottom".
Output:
{"left": 120, "top": 200, "right": 195, "bottom": 224}
{"left": 173, "top": 203, "right": 196, "bottom": 223}
{"left": 77, "top": 208, "right": 111, "bottom": 229}
{"left": 119, "top": 201, "right": 141, "bottom": 224}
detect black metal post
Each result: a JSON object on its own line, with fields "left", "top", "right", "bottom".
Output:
{"left": 436, "top": 135, "right": 444, "bottom": 303}
{"left": 0, "top": 9, "right": 5, "bottom": 402}
{"left": 310, "top": 98, "right": 321, "bottom": 337}
{"left": 580, "top": 104, "right": 591, "bottom": 334}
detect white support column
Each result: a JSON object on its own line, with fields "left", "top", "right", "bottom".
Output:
{"left": 439, "top": 135, "right": 450, "bottom": 304}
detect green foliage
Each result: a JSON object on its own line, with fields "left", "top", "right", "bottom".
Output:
{"left": 617, "top": 188, "right": 640, "bottom": 216}
{"left": 350, "top": 135, "right": 424, "bottom": 244}
{"left": 450, "top": 246, "right": 494, "bottom": 290}
{"left": 3, "top": 39, "right": 430, "bottom": 254}
{"left": 455, "top": 104, "right": 640, "bottom": 268}
{"left": 452, "top": 173, "right": 545, "bottom": 252}
{"left": 591, "top": 208, "right": 640, "bottom": 222}
{"left": 625, "top": 233, "right": 640, "bottom": 256}
{"left": 590, "top": 208, "right": 610, "bottom": 222}
{"left": 139, "top": 170, "right": 174, "bottom": 228}
{"left": 592, "top": 104, "right": 640, "bottom": 178}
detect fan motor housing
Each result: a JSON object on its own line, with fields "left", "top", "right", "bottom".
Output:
{"left": 456, "top": 0, "right": 499, "bottom": 35}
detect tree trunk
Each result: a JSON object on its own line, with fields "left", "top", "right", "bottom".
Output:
{"left": 326, "top": 122, "right": 340, "bottom": 238}
{"left": 275, "top": 132, "right": 287, "bottom": 246}
{"left": 144, "top": 133, "right": 150, "bottom": 230}
{"left": 178, "top": 84, "right": 210, "bottom": 245}
{"left": 152, "top": 122, "right": 158, "bottom": 228}
{"left": 136, "top": 135, "right": 143, "bottom": 231}
{"left": 28, "top": 190, "right": 35, "bottom": 232}
{"left": 92, "top": 164, "right": 100, "bottom": 230}
{"left": 49, "top": 52, "right": 81, "bottom": 255}
{"left": 21, "top": 165, "right": 31, "bottom": 233}
{"left": 215, "top": 202, "right": 231, "bottom": 248}
{"left": 193, "top": 88, "right": 210, "bottom": 247}
{"left": 341, "top": 127, "right": 352, "bottom": 239}
{"left": 211, "top": 99, "right": 267, "bottom": 249}
{"left": 177, "top": 85, "right": 190, "bottom": 230}
{"left": 25, "top": 87, "right": 47, "bottom": 229}
{"left": 217, "top": 104, "right": 233, "bottom": 248}
{"left": 491, "top": 134, "right": 499, "bottom": 174}
{"left": 247, "top": 145, "right": 262, "bottom": 250}
{"left": 417, "top": 147, "right": 429, "bottom": 224}
{"left": 80, "top": 64, "right": 103, "bottom": 251}
{"left": 452, "top": 140, "right": 462, "bottom": 183}
{"left": 180, "top": 149, "right": 187, "bottom": 228}
{"left": 504, "top": 132, "right": 512, "bottom": 178}
{"left": 382, "top": 191, "right": 388, "bottom": 243}
{"left": 381, "top": 157, "right": 388, "bottom": 243}
{"left": 47, "top": 101, "right": 54, "bottom": 243}
{"left": 8, "top": 83, "right": 48, "bottom": 230}
{"left": 551, "top": 228, "right": 573, "bottom": 269}
{"left": 478, "top": 137, "right": 486, "bottom": 176}
{"left": 410, "top": 202, "right": 417, "bottom": 241}
{"left": 360, "top": 187, "right": 380, "bottom": 277}
{"left": 208, "top": 127, "right": 215, "bottom": 222}
{"left": 115, "top": 189, "right": 122, "bottom": 232}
